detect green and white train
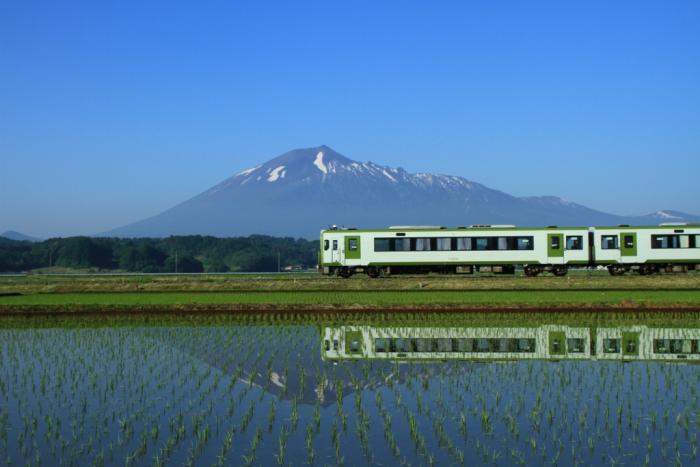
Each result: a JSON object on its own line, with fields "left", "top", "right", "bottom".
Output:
{"left": 319, "top": 223, "right": 700, "bottom": 277}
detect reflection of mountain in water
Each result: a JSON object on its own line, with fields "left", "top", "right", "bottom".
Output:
{"left": 152, "top": 320, "right": 699, "bottom": 406}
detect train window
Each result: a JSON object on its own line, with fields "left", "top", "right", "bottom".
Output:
{"left": 693, "top": 235, "right": 700, "bottom": 248}
{"left": 550, "top": 236, "right": 560, "bottom": 250}
{"left": 416, "top": 238, "right": 431, "bottom": 251}
{"left": 374, "top": 338, "right": 388, "bottom": 352}
{"left": 456, "top": 237, "right": 471, "bottom": 250}
{"left": 332, "top": 240, "right": 338, "bottom": 250}
{"left": 518, "top": 339, "right": 535, "bottom": 352}
{"left": 516, "top": 237, "right": 533, "bottom": 250}
{"left": 437, "top": 338, "right": 452, "bottom": 351}
{"left": 476, "top": 339, "right": 491, "bottom": 352}
{"left": 602, "top": 338, "right": 620, "bottom": 353}
{"left": 475, "top": 238, "right": 489, "bottom": 250}
{"left": 395, "top": 238, "right": 411, "bottom": 251}
{"left": 395, "top": 338, "right": 410, "bottom": 352}
{"left": 324, "top": 240, "right": 329, "bottom": 251}
{"left": 567, "top": 338, "right": 585, "bottom": 353}
{"left": 680, "top": 235, "right": 689, "bottom": 248}
{"left": 651, "top": 235, "right": 681, "bottom": 249}
{"left": 437, "top": 238, "right": 451, "bottom": 251}
{"left": 655, "top": 339, "right": 697, "bottom": 354}
{"left": 497, "top": 237, "right": 508, "bottom": 250}
{"left": 374, "top": 238, "right": 390, "bottom": 252}
{"left": 348, "top": 238, "right": 358, "bottom": 251}
{"left": 566, "top": 236, "right": 583, "bottom": 250}
{"left": 601, "top": 235, "right": 619, "bottom": 249}
{"left": 652, "top": 235, "right": 665, "bottom": 249}
{"left": 624, "top": 235, "right": 634, "bottom": 249}
{"left": 416, "top": 338, "right": 430, "bottom": 352}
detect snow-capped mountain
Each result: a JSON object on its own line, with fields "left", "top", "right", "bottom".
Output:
{"left": 104, "top": 146, "right": 699, "bottom": 238}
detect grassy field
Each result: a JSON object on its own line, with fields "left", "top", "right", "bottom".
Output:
{"left": 1, "top": 290, "right": 699, "bottom": 311}
{"left": 1, "top": 270, "right": 700, "bottom": 294}
{"left": 1, "top": 272, "right": 699, "bottom": 313}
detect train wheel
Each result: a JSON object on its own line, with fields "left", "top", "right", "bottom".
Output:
{"left": 552, "top": 266, "right": 568, "bottom": 277}
{"left": 366, "top": 266, "right": 381, "bottom": 278}
{"left": 338, "top": 267, "right": 353, "bottom": 278}
{"left": 608, "top": 265, "right": 625, "bottom": 276}
{"left": 524, "top": 265, "right": 540, "bottom": 277}
{"left": 638, "top": 264, "right": 655, "bottom": 276}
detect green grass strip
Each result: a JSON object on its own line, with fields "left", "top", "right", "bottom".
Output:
{"left": 1, "top": 290, "right": 699, "bottom": 307}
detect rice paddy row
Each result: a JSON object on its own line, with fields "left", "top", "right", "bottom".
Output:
{"left": 1, "top": 289, "right": 700, "bottom": 314}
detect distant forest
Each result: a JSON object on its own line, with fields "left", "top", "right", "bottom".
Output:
{"left": 0, "top": 236, "right": 319, "bottom": 273}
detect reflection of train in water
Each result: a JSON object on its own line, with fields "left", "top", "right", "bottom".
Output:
{"left": 319, "top": 223, "right": 700, "bottom": 277}
{"left": 322, "top": 325, "right": 700, "bottom": 362}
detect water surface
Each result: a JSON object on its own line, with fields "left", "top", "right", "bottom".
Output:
{"left": 0, "top": 312, "right": 698, "bottom": 466}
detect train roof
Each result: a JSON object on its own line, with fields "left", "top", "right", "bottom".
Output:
{"left": 321, "top": 224, "right": 700, "bottom": 233}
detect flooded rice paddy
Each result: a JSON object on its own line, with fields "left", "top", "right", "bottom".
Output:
{"left": 1, "top": 312, "right": 699, "bottom": 466}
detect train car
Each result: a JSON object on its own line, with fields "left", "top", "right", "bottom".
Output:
{"left": 319, "top": 223, "right": 700, "bottom": 277}
{"left": 593, "top": 224, "right": 700, "bottom": 275}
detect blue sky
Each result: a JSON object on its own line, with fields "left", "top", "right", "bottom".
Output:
{"left": 1, "top": 0, "right": 699, "bottom": 237}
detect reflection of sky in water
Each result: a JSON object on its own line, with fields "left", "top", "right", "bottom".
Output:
{"left": 0, "top": 317, "right": 698, "bottom": 466}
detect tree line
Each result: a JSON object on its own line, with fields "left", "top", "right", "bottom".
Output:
{"left": 0, "top": 235, "right": 319, "bottom": 273}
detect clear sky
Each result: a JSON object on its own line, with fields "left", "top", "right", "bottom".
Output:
{"left": 1, "top": 0, "right": 698, "bottom": 237}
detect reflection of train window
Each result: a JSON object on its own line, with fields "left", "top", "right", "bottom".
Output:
{"left": 603, "top": 338, "right": 620, "bottom": 353}
{"left": 374, "top": 338, "right": 388, "bottom": 352}
{"left": 653, "top": 339, "right": 699, "bottom": 354}
{"left": 567, "top": 338, "right": 585, "bottom": 353}
{"left": 333, "top": 339, "right": 339, "bottom": 351}
{"left": 518, "top": 339, "right": 534, "bottom": 352}
{"left": 374, "top": 337, "right": 536, "bottom": 353}
{"left": 324, "top": 340, "right": 330, "bottom": 351}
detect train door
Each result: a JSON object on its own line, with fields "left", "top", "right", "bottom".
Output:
{"left": 344, "top": 236, "right": 361, "bottom": 261}
{"left": 547, "top": 233, "right": 564, "bottom": 264}
{"left": 620, "top": 232, "right": 637, "bottom": 262}
{"left": 331, "top": 238, "right": 341, "bottom": 263}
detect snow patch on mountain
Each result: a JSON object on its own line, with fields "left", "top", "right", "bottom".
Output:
{"left": 267, "top": 166, "right": 286, "bottom": 182}
{"left": 237, "top": 165, "right": 261, "bottom": 177}
{"left": 382, "top": 169, "right": 397, "bottom": 182}
{"left": 313, "top": 151, "right": 328, "bottom": 174}
{"left": 654, "top": 210, "right": 681, "bottom": 219}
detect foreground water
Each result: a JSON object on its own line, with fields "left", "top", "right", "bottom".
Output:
{"left": 0, "top": 313, "right": 698, "bottom": 466}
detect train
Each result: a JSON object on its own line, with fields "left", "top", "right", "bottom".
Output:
{"left": 322, "top": 325, "right": 700, "bottom": 362}
{"left": 318, "top": 223, "right": 700, "bottom": 277}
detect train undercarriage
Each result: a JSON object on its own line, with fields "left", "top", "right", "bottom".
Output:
{"left": 325, "top": 263, "right": 698, "bottom": 278}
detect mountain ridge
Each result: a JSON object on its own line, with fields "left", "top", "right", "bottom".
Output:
{"left": 0, "top": 230, "right": 42, "bottom": 242}
{"left": 103, "top": 145, "right": 699, "bottom": 238}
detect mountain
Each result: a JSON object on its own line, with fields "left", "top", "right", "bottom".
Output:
{"left": 637, "top": 210, "right": 700, "bottom": 224}
{"left": 104, "top": 145, "right": 699, "bottom": 238}
{"left": 0, "top": 230, "right": 42, "bottom": 242}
